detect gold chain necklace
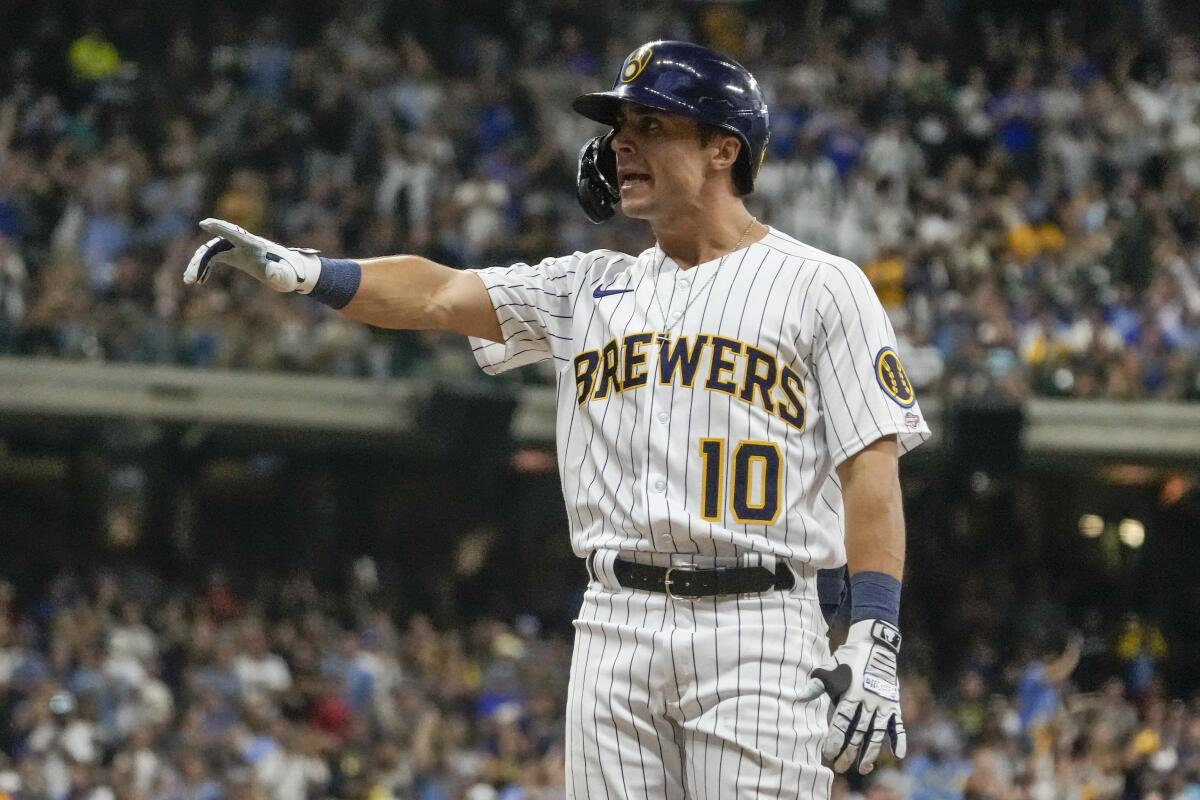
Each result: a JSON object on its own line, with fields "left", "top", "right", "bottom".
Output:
{"left": 652, "top": 216, "right": 757, "bottom": 331}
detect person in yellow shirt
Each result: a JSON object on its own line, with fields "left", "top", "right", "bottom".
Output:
{"left": 864, "top": 248, "right": 907, "bottom": 310}
{"left": 68, "top": 29, "right": 121, "bottom": 82}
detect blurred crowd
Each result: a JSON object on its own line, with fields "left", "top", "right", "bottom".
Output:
{"left": 0, "top": 567, "right": 1197, "bottom": 800}
{"left": 1, "top": 0, "right": 1199, "bottom": 400}
{"left": 0, "top": 570, "right": 570, "bottom": 800}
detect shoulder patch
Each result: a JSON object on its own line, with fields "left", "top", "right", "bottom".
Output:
{"left": 874, "top": 347, "right": 915, "bottom": 408}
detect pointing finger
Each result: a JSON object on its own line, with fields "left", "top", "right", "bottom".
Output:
{"left": 199, "top": 218, "right": 259, "bottom": 248}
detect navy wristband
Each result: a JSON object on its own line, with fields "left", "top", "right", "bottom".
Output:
{"left": 849, "top": 571, "right": 901, "bottom": 625}
{"left": 310, "top": 257, "right": 362, "bottom": 310}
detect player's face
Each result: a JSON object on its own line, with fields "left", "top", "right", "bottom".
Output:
{"left": 609, "top": 105, "right": 735, "bottom": 219}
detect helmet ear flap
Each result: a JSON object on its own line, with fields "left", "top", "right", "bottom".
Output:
{"left": 731, "top": 131, "right": 768, "bottom": 195}
{"left": 576, "top": 132, "right": 619, "bottom": 223}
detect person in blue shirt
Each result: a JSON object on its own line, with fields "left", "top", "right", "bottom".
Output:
{"left": 1016, "top": 632, "right": 1082, "bottom": 735}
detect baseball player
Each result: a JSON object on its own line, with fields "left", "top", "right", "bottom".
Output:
{"left": 184, "top": 41, "right": 930, "bottom": 798}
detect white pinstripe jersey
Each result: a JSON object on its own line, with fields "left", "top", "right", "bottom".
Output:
{"left": 469, "top": 227, "right": 931, "bottom": 569}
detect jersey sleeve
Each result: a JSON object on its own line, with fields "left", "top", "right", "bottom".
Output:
{"left": 812, "top": 261, "right": 932, "bottom": 466}
{"left": 467, "top": 254, "right": 580, "bottom": 375}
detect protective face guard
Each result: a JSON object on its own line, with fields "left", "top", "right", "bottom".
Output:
{"left": 576, "top": 132, "right": 619, "bottom": 224}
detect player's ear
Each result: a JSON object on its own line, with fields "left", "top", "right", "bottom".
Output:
{"left": 709, "top": 134, "right": 741, "bottom": 172}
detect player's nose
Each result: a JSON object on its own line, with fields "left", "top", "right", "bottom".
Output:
{"left": 610, "top": 127, "right": 635, "bottom": 154}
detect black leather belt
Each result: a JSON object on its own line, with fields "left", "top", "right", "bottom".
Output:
{"left": 610, "top": 558, "right": 794, "bottom": 599}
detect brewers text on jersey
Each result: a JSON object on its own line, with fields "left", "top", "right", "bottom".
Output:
{"left": 572, "top": 331, "right": 808, "bottom": 434}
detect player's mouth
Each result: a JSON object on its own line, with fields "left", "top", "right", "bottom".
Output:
{"left": 619, "top": 170, "right": 652, "bottom": 192}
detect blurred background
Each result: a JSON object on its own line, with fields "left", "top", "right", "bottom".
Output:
{"left": 1, "top": 0, "right": 1199, "bottom": 798}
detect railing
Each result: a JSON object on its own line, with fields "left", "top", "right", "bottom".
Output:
{"left": 2, "top": 357, "right": 1197, "bottom": 458}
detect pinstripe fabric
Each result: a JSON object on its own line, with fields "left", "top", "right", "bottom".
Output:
{"left": 468, "top": 230, "right": 931, "bottom": 569}
{"left": 468, "top": 228, "right": 929, "bottom": 796}
{"left": 565, "top": 570, "right": 833, "bottom": 799}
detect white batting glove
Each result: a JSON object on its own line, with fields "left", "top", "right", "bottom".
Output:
{"left": 183, "top": 218, "right": 321, "bottom": 294}
{"left": 801, "top": 619, "right": 907, "bottom": 775}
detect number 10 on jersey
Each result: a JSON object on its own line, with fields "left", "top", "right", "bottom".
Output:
{"left": 698, "top": 438, "right": 782, "bottom": 524}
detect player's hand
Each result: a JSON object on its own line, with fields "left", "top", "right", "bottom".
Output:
{"left": 183, "top": 218, "right": 321, "bottom": 294}
{"left": 800, "top": 619, "right": 906, "bottom": 775}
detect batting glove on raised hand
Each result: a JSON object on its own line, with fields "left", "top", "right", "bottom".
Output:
{"left": 183, "top": 218, "right": 321, "bottom": 294}
{"left": 801, "top": 619, "right": 906, "bottom": 775}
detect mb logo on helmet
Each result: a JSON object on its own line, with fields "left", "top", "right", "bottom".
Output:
{"left": 621, "top": 45, "right": 653, "bottom": 83}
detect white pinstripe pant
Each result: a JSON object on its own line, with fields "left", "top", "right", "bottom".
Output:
{"left": 566, "top": 551, "right": 834, "bottom": 800}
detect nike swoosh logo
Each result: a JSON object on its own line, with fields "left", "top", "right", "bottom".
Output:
{"left": 593, "top": 286, "right": 634, "bottom": 298}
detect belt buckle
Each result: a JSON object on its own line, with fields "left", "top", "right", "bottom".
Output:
{"left": 664, "top": 567, "right": 700, "bottom": 600}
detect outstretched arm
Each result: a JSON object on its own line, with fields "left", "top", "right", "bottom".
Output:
{"left": 183, "top": 219, "right": 502, "bottom": 342}
{"left": 343, "top": 255, "right": 501, "bottom": 341}
{"left": 1044, "top": 634, "right": 1082, "bottom": 684}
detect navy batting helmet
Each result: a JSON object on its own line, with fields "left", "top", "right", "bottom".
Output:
{"left": 572, "top": 40, "right": 770, "bottom": 222}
